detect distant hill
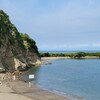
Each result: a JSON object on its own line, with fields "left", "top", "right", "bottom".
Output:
{"left": 0, "top": 10, "right": 41, "bottom": 72}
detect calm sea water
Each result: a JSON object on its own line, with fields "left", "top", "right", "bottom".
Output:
{"left": 22, "top": 59, "right": 100, "bottom": 100}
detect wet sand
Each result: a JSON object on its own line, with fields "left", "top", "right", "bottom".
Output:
{"left": 9, "top": 80, "right": 71, "bottom": 100}
{"left": 9, "top": 81, "right": 83, "bottom": 100}
{"left": 0, "top": 71, "right": 85, "bottom": 100}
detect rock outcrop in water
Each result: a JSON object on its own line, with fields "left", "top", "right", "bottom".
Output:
{"left": 0, "top": 10, "right": 41, "bottom": 72}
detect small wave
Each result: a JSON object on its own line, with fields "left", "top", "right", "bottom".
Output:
{"left": 37, "top": 85, "right": 87, "bottom": 100}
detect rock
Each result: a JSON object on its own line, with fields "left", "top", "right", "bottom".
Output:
{"left": 0, "top": 10, "right": 41, "bottom": 72}
{"left": 33, "top": 59, "right": 42, "bottom": 65}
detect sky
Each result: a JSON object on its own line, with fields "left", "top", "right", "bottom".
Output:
{"left": 0, "top": 0, "right": 100, "bottom": 51}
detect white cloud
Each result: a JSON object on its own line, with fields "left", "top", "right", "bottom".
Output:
{"left": 39, "top": 43, "right": 100, "bottom": 51}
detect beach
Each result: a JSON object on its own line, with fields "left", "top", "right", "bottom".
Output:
{"left": 0, "top": 57, "right": 96, "bottom": 100}
{"left": 41, "top": 56, "right": 100, "bottom": 60}
{"left": 41, "top": 57, "right": 70, "bottom": 60}
{"left": 9, "top": 80, "right": 72, "bottom": 100}
{"left": 0, "top": 72, "right": 73, "bottom": 100}
{"left": 0, "top": 82, "right": 32, "bottom": 100}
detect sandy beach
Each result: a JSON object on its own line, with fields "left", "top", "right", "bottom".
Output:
{"left": 41, "top": 57, "right": 70, "bottom": 60}
{"left": 0, "top": 58, "right": 89, "bottom": 100}
{"left": 0, "top": 83, "right": 32, "bottom": 100}
{"left": 0, "top": 68, "right": 85, "bottom": 100}
{"left": 0, "top": 72, "right": 85, "bottom": 100}
{"left": 0, "top": 72, "right": 72, "bottom": 100}
{"left": 9, "top": 80, "right": 72, "bottom": 100}
{"left": 41, "top": 56, "right": 100, "bottom": 60}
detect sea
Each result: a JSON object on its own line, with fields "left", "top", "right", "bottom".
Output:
{"left": 22, "top": 50, "right": 100, "bottom": 100}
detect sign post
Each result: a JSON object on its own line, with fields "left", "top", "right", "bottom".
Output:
{"left": 29, "top": 74, "right": 34, "bottom": 79}
{"left": 29, "top": 74, "right": 34, "bottom": 87}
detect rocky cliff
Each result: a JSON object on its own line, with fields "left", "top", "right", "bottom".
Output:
{"left": 0, "top": 10, "right": 41, "bottom": 72}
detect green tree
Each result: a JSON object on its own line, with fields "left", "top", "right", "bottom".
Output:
{"left": 74, "top": 52, "right": 86, "bottom": 58}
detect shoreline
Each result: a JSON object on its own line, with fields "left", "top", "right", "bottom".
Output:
{"left": 41, "top": 57, "right": 70, "bottom": 60}
{"left": 37, "top": 84, "right": 86, "bottom": 100}
{"left": 0, "top": 72, "right": 87, "bottom": 100}
{"left": 41, "top": 56, "right": 100, "bottom": 60}
{"left": 9, "top": 80, "right": 86, "bottom": 100}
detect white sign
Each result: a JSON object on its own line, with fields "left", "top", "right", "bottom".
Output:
{"left": 29, "top": 74, "right": 34, "bottom": 79}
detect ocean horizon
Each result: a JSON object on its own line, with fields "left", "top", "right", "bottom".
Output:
{"left": 39, "top": 50, "right": 100, "bottom": 53}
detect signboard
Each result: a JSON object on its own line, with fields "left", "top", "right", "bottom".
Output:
{"left": 29, "top": 74, "right": 34, "bottom": 79}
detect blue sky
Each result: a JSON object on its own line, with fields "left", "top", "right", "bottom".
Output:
{"left": 0, "top": 0, "right": 100, "bottom": 51}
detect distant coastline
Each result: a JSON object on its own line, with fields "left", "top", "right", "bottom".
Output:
{"left": 39, "top": 50, "right": 100, "bottom": 53}
{"left": 41, "top": 56, "right": 100, "bottom": 60}
{"left": 40, "top": 51, "right": 100, "bottom": 60}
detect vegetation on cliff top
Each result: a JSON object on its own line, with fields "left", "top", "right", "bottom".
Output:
{"left": 0, "top": 10, "right": 40, "bottom": 72}
{"left": 0, "top": 10, "right": 39, "bottom": 53}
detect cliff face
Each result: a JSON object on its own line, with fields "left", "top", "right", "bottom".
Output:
{"left": 0, "top": 10, "right": 41, "bottom": 72}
